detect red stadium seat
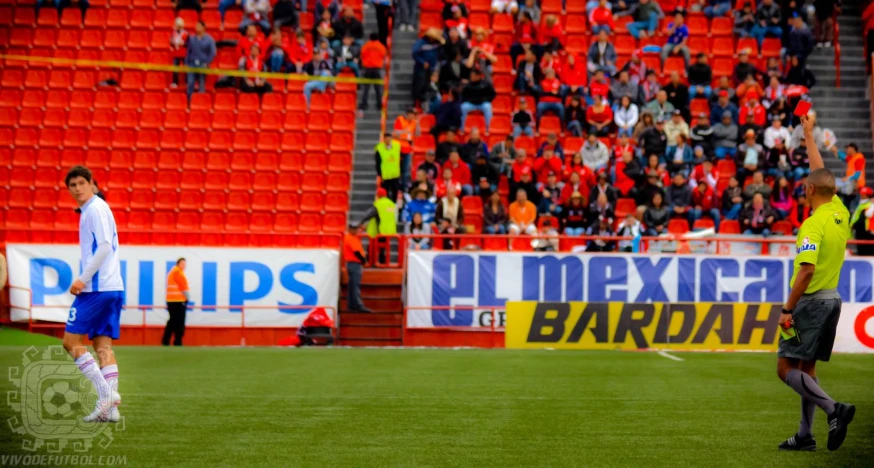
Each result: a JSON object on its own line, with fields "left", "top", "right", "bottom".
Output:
{"left": 666, "top": 219, "right": 689, "bottom": 234}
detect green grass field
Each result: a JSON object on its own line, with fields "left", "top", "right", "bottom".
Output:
{"left": 0, "top": 345, "right": 871, "bottom": 468}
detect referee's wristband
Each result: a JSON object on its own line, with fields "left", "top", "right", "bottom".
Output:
{"left": 782, "top": 308, "right": 794, "bottom": 316}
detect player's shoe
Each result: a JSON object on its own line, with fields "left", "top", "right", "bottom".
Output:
{"left": 83, "top": 391, "right": 121, "bottom": 422}
{"left": 827, "top": 402, "right": 856, "bottom": 451}
{"left": 778, "top": 434, "right": 816, "bottom": 451}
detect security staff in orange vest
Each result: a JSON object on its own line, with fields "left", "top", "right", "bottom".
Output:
{"left": 162, "top": 258, "right": 190, "bottom": 346}
{"left": 393, "top": 107, "right": 418, "bottom": 190}
{"left": 343, "top": 223, "right": 371, "bottom": 312}
{"left": 841, "top": 143, "right": 866, "bottom": 191}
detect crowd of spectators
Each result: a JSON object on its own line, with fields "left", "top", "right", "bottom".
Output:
{"left": 401, "top": 0, "right": 863, "bottom": 252}
{"left": 165, "top": 1, "right": 387, "bottom": 108}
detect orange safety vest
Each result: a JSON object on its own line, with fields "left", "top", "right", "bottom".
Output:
{"left": 166, "top": 266, "right": 189, "bottom": 303}
{"left": 846, "top": 152, "right": 866, "bottom": 189}
{"left": 394, "top": 116, "right": 416, "bottom": 154}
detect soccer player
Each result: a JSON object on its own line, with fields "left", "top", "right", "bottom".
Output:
{"left": 776, "top": 114, "right": 855, "bottom": 452}
{"left": 62, "top": 166, "right": 125, "bottom": 422}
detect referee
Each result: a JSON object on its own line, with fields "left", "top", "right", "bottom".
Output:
{"left": 777, "top": 113, "right": 855, "bottom": 452}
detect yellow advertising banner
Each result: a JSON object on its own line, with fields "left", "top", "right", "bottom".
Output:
{"left": 505, "top": 302, "right": 783, "bottom": 351}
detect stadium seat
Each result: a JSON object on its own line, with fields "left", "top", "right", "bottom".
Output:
{"left": 693, "top": 219, "right": 715, "bottom": 231}
{"left": 276, "top": 192, "right": 300, "bottom": 211}
{"left": 277, "top": 172, "right": 301, "bottom": 191}
{"left": 719, "top": 219, "right": 740, "bottom": 234}
{"left": 668, "top": 219, "right": 690, "bottom": 234}
{"left": 227, "top": 191, "right": 251, "bottom": 211}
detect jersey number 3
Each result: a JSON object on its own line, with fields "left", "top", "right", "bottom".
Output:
{"left": 67, "top": 307, "right": 77, "bottom": 324}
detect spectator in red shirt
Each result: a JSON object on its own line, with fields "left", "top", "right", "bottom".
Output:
{"left": 289, "top": 30, "right": 312, "bottom": 73}
{"left": 788, "top": 193, "right": 811, "bottom": 234}
{"left": 445, "top": 4, "right": 470, "bottom": 40}
{"left": 560, "top": 172, "right": 586, "bottom": 206}
{"left": 690, "top": 180, "right": 720, "bottom": 231}
{"left": 265, "top": 29, "right": 293, "bottom": 72}
{"left": 586, "top": 94, "right": 614, "bottom": 137}
{"left": 510, "top": 12, "right": 540, "bottom": 67}
{"left": 534, "top": 148, "right": 564, "bottom": 183}
{"left": 238, "top": 24, "right": 267, "bottom": 67}
{"left": 241, "top": 44, "right": 273, "bottom": 95}
{"left": 590, "top": 0, "right": 616, "bottom": 34}
{"left": 540, "top": 14, "right": 563, "bottom": 50}
{"left": 170, "top": 17, "right": 189, "bottom": 88}
{"left": 510, "top": 149, "right": 534, "bottom": 183}
{"left": 562, "top": 54, "right": 588, "bottom": 97}
{"left": 537, "top": 68, "right": 566, "bottom": 127}
{"left": 742, "top": 91, "right": 767, "bottom": 126}
{"left": 614, "top": 150, "right": 643, "bottom": 198}
{"left": 445, "top": 150, "right": 473, "bottom": 195}
{"left": 563, "top": 153, "right": 597, "bottom": 194}
{"left": 613, "top": 134, "right": 636, "bottom": 163}
{"left": 588, "top": 69, "right": 610, "bottom": 103}
{"left": 435, "top": 167, "right": 462, "bottom": 199}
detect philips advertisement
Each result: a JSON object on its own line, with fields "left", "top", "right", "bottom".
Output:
{"left": 406, "top": 252, "right": 874, "bottom": 329}
{"left": 7, "top": 245, "right": 340, "bottom": 328}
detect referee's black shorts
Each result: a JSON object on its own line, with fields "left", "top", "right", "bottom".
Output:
{"left": 778, "top": 290, "right": 842, "bottom": 362}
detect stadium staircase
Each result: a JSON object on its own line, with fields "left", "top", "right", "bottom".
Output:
{"left": 349, "top": 7, "right": 382, "bottom": 221}
{"left": 807, "top": 0, "right": 874, "bottom": 182}
{"left": 338, "top": 267, "right": 403, "bottom": 346}
{"left": 340, "top": 11, "right": 417, "bottom": 347}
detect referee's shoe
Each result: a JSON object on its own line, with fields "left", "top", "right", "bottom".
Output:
{"left": 778, "top": 434, "right": 816, "bottom": 451}
{"left": 827, "top": 402, "right": 856, "bottom": 451}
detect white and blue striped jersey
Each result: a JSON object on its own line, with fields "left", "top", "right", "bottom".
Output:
{"left": 78, "top": 195, "right": 124, "bottom": 293}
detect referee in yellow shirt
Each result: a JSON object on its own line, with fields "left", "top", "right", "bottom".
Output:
{"left": 776, "top": 113, "right": 855, "bottom": 452}
{"left": 162, "top": 258, "right": 190, "bottom": 346}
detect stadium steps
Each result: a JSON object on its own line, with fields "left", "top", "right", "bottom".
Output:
{"left": 338, "top": 267, "right": 404, "bottom": 346}
{"left": 807, "top": 0, "right": 874, "bottom": 183}
{"left": 349, "top": 7, "right": 385, "bottom": 222}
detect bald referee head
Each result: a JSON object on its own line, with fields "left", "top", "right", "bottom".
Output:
{"left": 804, "top": 168, "right": 837, "bottom": 208}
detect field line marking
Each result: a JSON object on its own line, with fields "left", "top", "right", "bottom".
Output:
{"left": 657, "top": 350, "right": 685, "bottom": 362}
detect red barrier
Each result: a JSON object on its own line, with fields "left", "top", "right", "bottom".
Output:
{"left": 403, "top": 306, "right": 505, "bottom": 348}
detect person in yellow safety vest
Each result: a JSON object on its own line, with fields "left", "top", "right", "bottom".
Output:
{"left": 375, "top": 132, "right": 402, "bottom": 201}
{"left": 393, "top": 107, "right": 418, "bottom": 191}
{"left": 162, "top": 258, "right": 190, "bottom": 346}
{"left": 361, "top": 188, "right": 398, "bottom": 264}
{"left": 851, "top": 186, "right": 874, "bottom": 256}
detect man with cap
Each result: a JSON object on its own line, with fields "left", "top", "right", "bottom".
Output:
{"left": 664, "top": 109, "right": 690, "bottom": 143}
{"left": 472, "top": 153, "right": 499, "bottom": 195}
{"left": 712, "top": 111, "right": 739, "bottom": 160}
{"left": 643, "top": 90, "right": 676, "bottom": 121}
{"left": 360, "top": 187, "right": 398, "bottom": 264}
{"left": 687, "top": 52, "right": 713, "bottom": 99}
{"left": 734, "top": 48, "right": 761, "bottom": 83}
{"left": 343, "top": 223, "right": 371, "bottom": 313}
{"left": 417, "top": 150, "right": 441, "bottom": 182}
{"left": 690, "top": 112, "right": 714, "bottom": 155}
{"left": 393, "top": 108, "right": 419, "bottom": 190}
{"left": 851, "top": 187, "right": 874, "bottom": 256}
{"left": 764, "top": 116, "right": 792, "bottom": 150}
{"left": 375, "top": 132, "right": 402, "bottom": 201}
{"left": 711, "top": 89, "right": 739, "bottom": 125}
{"left": 787, "top": 12, "right": 815, "bottom": 67}
{"left": 639, "top": 117, "right": 669, "bottom": 160}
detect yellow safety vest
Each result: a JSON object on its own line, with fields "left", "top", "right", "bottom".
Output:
{"left": 851, "top": 200, "right": 873, "bottom": 232}
{"left": 376, "top": 140, "right": 401, "bottom": 181}
{"left": 367, "top": 197, "right": 398, "bottom": 237}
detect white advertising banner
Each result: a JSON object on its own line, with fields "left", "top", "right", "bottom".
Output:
{"left": 6, "top": 245, "right": 339, "bottom": 328}
{"left": 835, "top": 303, "right": 874, "bottom": 353}
{"left": 406, "top": 251, "right": 874, "bottom": 329}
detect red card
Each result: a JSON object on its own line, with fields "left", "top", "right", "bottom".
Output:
{"left": 794, "top": 100, "right": 812, "bottom": 117}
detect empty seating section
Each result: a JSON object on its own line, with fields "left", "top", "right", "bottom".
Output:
{"left": 0, "top": 1, "right": 356, "bottom": 246}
